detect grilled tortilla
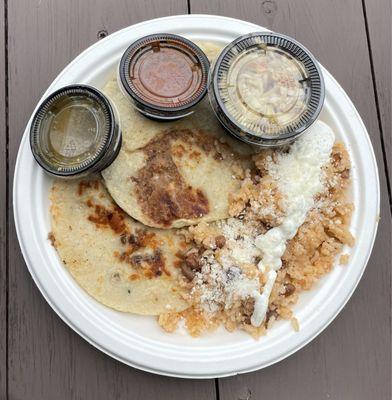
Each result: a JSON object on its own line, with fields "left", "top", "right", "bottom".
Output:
{"left": 50, "top": 177, "right": 189, "bottom": 315}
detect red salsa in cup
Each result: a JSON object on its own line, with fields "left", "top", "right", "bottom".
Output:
{"left": 119, "top": 33, "right": 209, "bottom": 120}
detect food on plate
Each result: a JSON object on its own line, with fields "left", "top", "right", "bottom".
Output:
{"left": 50, "top": 178, "right": 189, "bottom": 314}
{"left": 102, "top": 42, "right": 253, "bottom": 229}
{"left": 30, "top": 85, "right": 121, "bottom": 178}
{"left": 118, "top": 33, "right": 210, "bottom": 120}
{"left": 48, "top": 41, "right": 354, "bottom": 338}
{"left": 209, "top": 33, "right": 324, "bottom": 147}
{"left": 161, "top": 120, "right": 354, "bottom": 337}
{"left": 102, "top": 127, "right": 247, "bottom": 229}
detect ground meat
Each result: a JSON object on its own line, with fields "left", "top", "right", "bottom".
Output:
{"left": 177, "top": 248, "right": 202, "bottom": 281}
{"left": 215, "top": 235, "right": 226, "bottom": 248}
{"left": 283, "top": 283, "right": 296, "bottom": 297}
{"left": 265, "top": 309, "right": 278, "bottom": 325}
{"left": 184, "top": 252, "right": 200, "bottom": 270}
{"left": 180, "top": 263, "right": 196, "bottom": 281}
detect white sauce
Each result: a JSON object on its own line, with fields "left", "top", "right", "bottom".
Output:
{"left": 251, "top": 121, "right": 335, "bottom": 326}
{"left": 251, "top": 270, "right": 277, "bottom": 327}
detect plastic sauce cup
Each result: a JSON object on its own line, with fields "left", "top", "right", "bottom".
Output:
{"left": 209, "top": 32, "right": 325, "bottom": 147}
{"left": 30, "top": 85, "right": 122, "bottom": 178}
{"left": 118, "top": 33, "right": 210, "bottom": 121}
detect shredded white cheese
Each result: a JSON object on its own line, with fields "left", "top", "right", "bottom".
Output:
{"left": 193, "top": 253, "right": 260, "bottom": 314}
{"left": 221, "top": 218, "right": 261, "bottom": 264}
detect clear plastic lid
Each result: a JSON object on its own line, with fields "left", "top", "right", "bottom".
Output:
{"left": 209, "top": 32, "right": 325, "bottom": 146}
{"left": 30, "top": 85, "right": 121, "bottom": 178}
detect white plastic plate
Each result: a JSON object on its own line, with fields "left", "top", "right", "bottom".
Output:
{"left": 13, "top": 15, "right": 380, "bottom": 378}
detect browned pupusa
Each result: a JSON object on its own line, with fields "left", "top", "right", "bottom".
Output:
{"left": 50, "top": 177, "right": 189, "bottom": 315}
{"left": 102, "top": 125, "right": 247, "bottom": 229}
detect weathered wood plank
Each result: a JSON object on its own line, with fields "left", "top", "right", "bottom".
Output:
{"left": 190, "top": 1, "right": 391, "bottom": 399}
{"left": 0, "top": 0, "right": 6, "bottom": 398}
{"left": 363, "top": 0, "right": 391, "bottom": 195}
{"left": 7, "top": 1, "right": 215, "bottom": 399}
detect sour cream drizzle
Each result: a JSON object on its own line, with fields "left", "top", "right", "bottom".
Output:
{"left": 251, "top": 121, "right": 335, "bottom": 327}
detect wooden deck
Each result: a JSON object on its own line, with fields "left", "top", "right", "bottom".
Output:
{"left": 1, "top": 0, "right": 391, "bottom": 398}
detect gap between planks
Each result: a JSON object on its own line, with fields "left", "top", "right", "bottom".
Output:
{"left": 361, "top": 0, "right": 392, "bottom": 213}
{"left": 3, "top": 0, "right": 9, "bottom": 399}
